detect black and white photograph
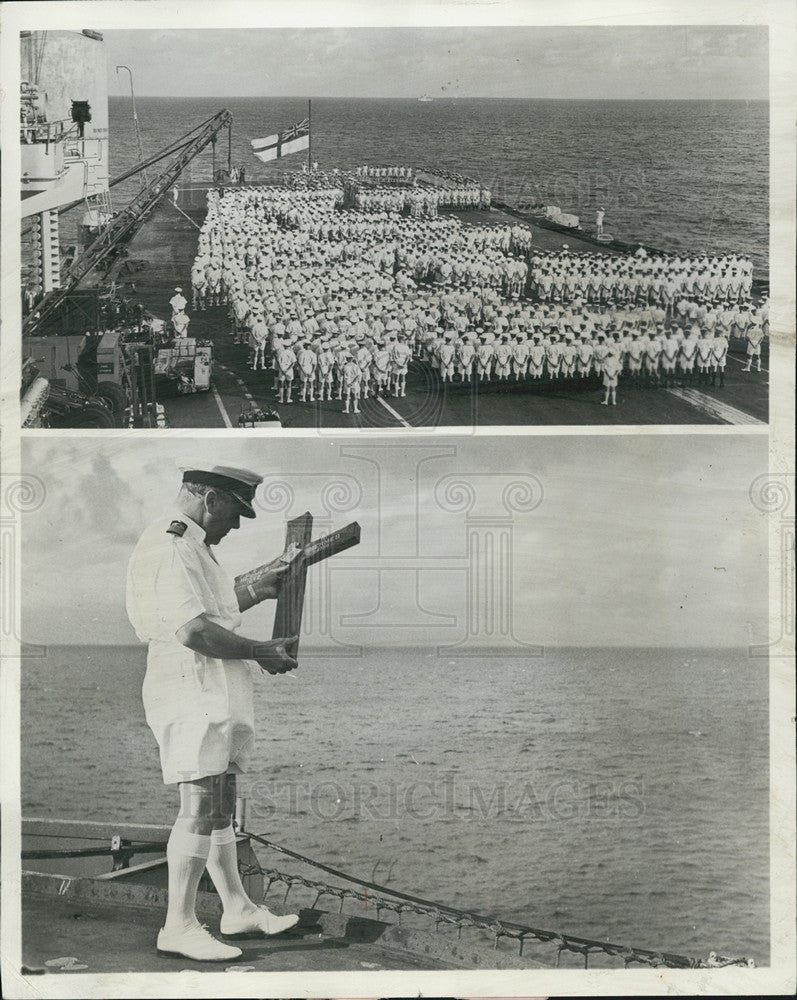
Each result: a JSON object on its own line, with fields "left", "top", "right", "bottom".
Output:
{"left": 13, "top": 433, "right": 772, "bottom": 982}
{"left": 1, "top": 1, "right": 795, "bottom": 999}
{"left": 16, "top": 20, "right": 770, "bottom": 429}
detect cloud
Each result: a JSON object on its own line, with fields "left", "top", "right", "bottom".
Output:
{"left": 20, "top": 436, "right": 768, "bottom": 647}
{"left": 102, "top": 26, "right": 768, "bottom": 98}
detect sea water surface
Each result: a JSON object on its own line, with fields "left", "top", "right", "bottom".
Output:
{"left": 21, "top": 644, "right": 769, "bottom": 963}
{"left": 106, "top": 96, "right": 769, "bottom": 271}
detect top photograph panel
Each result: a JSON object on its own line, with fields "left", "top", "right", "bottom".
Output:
{"left": 19, "top": 26, "right": 769, "bottom": 429}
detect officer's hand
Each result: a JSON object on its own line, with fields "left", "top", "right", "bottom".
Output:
{"left": 255, "top": 636, "right": 299, "bottom": 675}
{"left": 257, "top": 543, "right": 304, "bottom": 600}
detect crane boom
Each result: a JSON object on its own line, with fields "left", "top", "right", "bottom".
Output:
{"left": 24, "top": 109, "right": 232, "bottom": 336}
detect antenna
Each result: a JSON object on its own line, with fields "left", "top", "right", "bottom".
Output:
{"left": 116, "top": 65, "right": 148, "bottom": 185}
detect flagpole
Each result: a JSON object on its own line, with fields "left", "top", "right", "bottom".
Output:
{"left": 308, "top": 99, "right": 312, "bottom": 173}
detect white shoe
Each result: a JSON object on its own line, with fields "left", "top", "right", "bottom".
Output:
{"left": 157, "top": 923, "right": 242, "bottom": 962}
{"left": 220, "top": 906, "right": 299, "bottom": 938}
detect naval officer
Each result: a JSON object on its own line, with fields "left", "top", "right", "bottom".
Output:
{"left": 126, "top": 461, "right": 301, "bottom": 962}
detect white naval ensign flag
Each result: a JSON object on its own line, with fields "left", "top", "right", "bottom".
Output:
{"left": 250, "top": 118, "right": 310, "bottom": 162}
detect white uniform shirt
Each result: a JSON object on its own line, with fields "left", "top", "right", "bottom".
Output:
{"left": 170, "top": 292, "right": 188, "bottom": 316}
{"left": 126, "top": 511, "right": 254, "bottom": 784}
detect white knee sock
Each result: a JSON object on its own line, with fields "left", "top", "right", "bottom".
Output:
{"left": 206, "top": 825, "right": 254, "bottom": 917}
{"left": 164, "top": 823, "right": 211, "bottom": 932}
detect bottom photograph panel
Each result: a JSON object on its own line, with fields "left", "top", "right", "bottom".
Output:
{"left": 17, "top": 433, "right": 770, "bottom": 982}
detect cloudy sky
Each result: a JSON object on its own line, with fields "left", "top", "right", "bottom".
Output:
{"left": 100, "top": 25, "right": 768, "bottom": 100}
{"left": 21, "top": 434, "right": 768, "bottom": 648}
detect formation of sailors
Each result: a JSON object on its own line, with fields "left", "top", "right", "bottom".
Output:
{"left": 416, "top": 315, "right": 763, "bottom": 391}
{"left": 356, "top": 164, "right": 414, "bottom": 182}
{"left": 187, "top": 178, "right": 765, "bottom": 411}
{"left": 261, "top": 330, "right": 414, "bottom": 412}
{"left": 245, "top": 300, "right": 767, "bottom": 410}
{"left": 529, "top": 249, "right": 755, "bottom": 308}
{"left": 353, "top": 186, "right": 413, "bottom": 214}
{"left": 348, "top": 182, "right": 489, "bottom": 216}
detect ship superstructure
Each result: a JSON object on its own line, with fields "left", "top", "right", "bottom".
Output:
{"left": 21, "top": 30, "right": 111, "bottom": 296}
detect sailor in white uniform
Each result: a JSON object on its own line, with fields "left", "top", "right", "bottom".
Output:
{"left": 172, "top": 309, "right": 191, "bottom": 339}
{"left": 390, "top": 336, "right": 412, "bottom": 397}
{"left": 438, "top": 333, "right": 457, "bottom": 383}
{"left": 169, "top": 287, "right": 188, "bottom": 321}
{"left": 276, "top": 340, "right": 297, "bottom": 403}
{"left": 742, "top": 323, "right": 764, "bottom": 372}
{"left": 711, "top": 329, "right": 729, "bottom": 386}
{"left": 316, "top": 338, "right": 335, "bottom": 400}
{"left": 372, "top": 337, "right": 392, "bottom": 395}
{"left": 126, "top": 462, "right": 301, "bottom": 961}
{"left": 341, "top": 350, "right": 364, "bottom": 413}
{"left": 297, "top": 341, "right": 318, "bottom": 401}
{"left": 456, "top": 335, "right": 476, "bottom": 382}
{"left": 510, "top": 334, "right": 530, "bottom": 380}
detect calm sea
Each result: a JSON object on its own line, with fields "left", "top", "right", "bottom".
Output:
{"left": 106, "top": 96, "right": 769, "bottom": 271}
{"left": 21, "top": 643, "right": 769, "bottom": 963}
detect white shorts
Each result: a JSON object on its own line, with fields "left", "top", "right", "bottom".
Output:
{"left": 143, "top": 649, "right": 255, "bottom": 785}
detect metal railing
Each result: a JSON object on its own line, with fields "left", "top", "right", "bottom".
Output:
{"left": 20, "top": 117, "right": 76, "bottom": 150}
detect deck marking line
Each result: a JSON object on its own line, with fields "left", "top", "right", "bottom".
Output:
{"left": 376, "top": 395, "right": 412, "bottom": 428}
{"left": 218, "top": 362, "right": 258, "bottom": 408}
{"left": 665, "top": 387, "right": 765, "bottom": 425}
{"left": 211, "top": 384, "right": 233, "bottom": 427}
{"left": 168, "top": 200, "right": 202, "bottom": 230}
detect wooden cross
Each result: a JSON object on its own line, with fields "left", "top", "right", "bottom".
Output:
{"left": 271, "top": 512, "right": 360, "bottom": 658}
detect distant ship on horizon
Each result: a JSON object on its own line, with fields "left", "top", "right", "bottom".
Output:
{"left": 418, "top": 94, "right": 433, "bottom": 102}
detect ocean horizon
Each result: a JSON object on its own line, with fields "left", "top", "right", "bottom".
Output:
{"left": 103, "top": 95, "right": 769, "bottom": 272}
{"left": 19, "top": 642, "right": 769, "bottom": 962}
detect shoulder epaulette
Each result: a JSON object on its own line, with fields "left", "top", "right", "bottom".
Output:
{"left": 166, "top": 520, "right": 188, "bottom": 537}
